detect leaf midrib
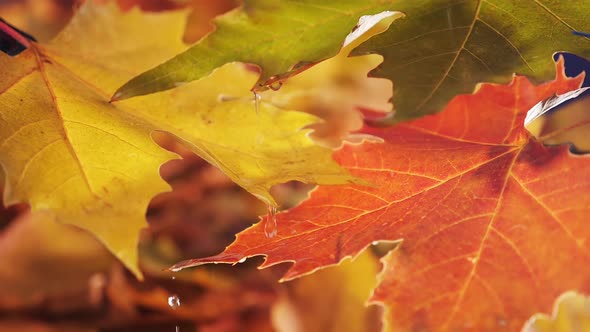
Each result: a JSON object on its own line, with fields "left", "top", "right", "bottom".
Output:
{"left": 416, "top": 0, "right": 585, "bottom": 113}
{"left": 31, "top": 45, "right": 98, "bottom": 198}
{"left": 238, "top": 145, "right": 520, "bottom": 251}
{"left": 440, "top": 146, "right": 519, "bottom": 331}
{"left": 416, "top": 0, "right": 482, "bottom": 111}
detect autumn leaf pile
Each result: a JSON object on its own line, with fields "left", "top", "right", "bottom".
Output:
{"left": 1, "top": 1, "right": 590, "bottom": 331}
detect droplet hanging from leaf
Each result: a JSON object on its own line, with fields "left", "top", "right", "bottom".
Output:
{"left": 265, "top": 205, "right": 278, "bottom": 239}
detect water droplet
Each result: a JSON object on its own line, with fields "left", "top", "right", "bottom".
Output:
{"left": 268, "top": 81, "right": 282, "bottom": 91}
{"left": 372, "top": 241, "right": 379, "bottom": 246}
{"left": 170, "top": 267, "right": 182, "bottom": 272}
{"left": 238, "top": 257, "right": 247, "bottom": 263}
{"left": 264, "top": 205, "right": 278, "bottom": 238}
{"left": 253, "top": 91, "right": 261, "bottom": 113}
{"left": 171, "top": 276, "right": 176, "bottom": 280}
{"left": 467, "top": 256, "right": 478, "bottom": 264}
{"left": 218, "top": 94, "right": 235, "bottom": 102}
{"left": 168, "top": 294, "right": 181, "bottom": 309}
{"left": 168, "top": 293, "right": 181, "bottom": 332}
{"left": 111, "top": 91, "right": 123, "bottom": 102}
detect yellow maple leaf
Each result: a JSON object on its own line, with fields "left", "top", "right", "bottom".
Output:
{"left": 272, "top": 250, "right": 382, "bottom": 332}
{"left": 0, "top": 2, "right": 359, "bottom": 277}
{"left": 119, "top": 63, "right": 361, "bottom": 205}
{"left": 0, "top": 45, "right": 173, "bottom": 278}
{"left": 263, "top": 11, "right": 395, "bottom": 148}
{"left": 523, "top": 291, "right": 590, "bottom": 332}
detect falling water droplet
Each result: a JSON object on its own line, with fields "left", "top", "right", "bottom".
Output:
{"left": 168, "top": 292, "right": 181, "bottom": 331}
{"left": 268, "top": 81, "right": 282, "bottom": 91}
{"left": 253, "top": 91, "right": 261, "bottom": 113}
{"left": 168, "top": 294, "right": 181, "bottom": 309}
{"left": 264, "top": 205, "right": 278, "bottom": 238}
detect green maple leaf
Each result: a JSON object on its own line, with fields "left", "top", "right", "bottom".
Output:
{"left": 352, "top": 0, "right": 590, "bottom": 122}
{"left": 112, "top": 0, "right": 399, "bottom": 100}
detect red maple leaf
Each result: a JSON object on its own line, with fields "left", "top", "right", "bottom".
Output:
{"left": 174, "top": 58, "right": 590, "bottom": 331}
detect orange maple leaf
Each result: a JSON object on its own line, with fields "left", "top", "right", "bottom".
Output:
{"left": 173, "top": 58, "right": 590, "bottom": 331}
